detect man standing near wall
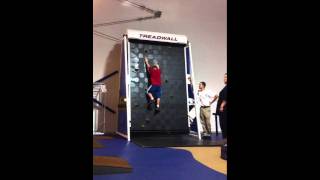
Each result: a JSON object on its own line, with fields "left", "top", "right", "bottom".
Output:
{"left": 198, "top": 82, "right": 218, "bottom": 138}
{"left": 144, "top": 57, "right": 162, "bottom": 113}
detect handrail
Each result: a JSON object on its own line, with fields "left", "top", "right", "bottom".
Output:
{"left": 94, "top": 71, "right": 119, "bottom": 83}
{"left": 93, "top": 98, "right": 116, "bottom": 114}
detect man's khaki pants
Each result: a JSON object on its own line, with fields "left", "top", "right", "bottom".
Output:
{"left": 200, "top": 106, "right": 211, "bottom": 134}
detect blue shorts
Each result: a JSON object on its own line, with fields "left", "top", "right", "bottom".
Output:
{"left": 147, "top": 85, "right": 162, "bottom": 99}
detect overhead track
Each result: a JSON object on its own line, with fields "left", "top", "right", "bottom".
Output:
{"left": 93, "top": 0, "right": 162, "bottom": 28}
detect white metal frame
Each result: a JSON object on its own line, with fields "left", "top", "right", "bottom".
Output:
{"left": 188, "top": 42, "right": 202, "bottom": 140}
{"left": 126, "top": 39, "right": 132, "bottom": 141}
{"left": 184, "top": 46, "right": 191, "bottom": 128}
{"left": 116, "top": 35, "right": 130, "bottom": 140}
{"left": 121, "top": 30, "right": 199, "bottom": 141}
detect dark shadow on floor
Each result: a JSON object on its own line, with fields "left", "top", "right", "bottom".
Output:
{"left": 132, "top": 133, "right": 225, "bottom": 147}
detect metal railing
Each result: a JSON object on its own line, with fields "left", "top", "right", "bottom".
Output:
{"left": 93, "top": 71, "right": 119, "bottom": 134}
{"left": 93, "top": 83, "right": 106, "bottom": 135}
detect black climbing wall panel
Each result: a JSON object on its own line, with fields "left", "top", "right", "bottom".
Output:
{"left": 129, "top": 40, "right": 188, "bottom": 133}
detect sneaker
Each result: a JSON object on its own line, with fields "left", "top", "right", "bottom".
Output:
{"left": 154, "top": 106, "right": 160, "bottom": 115}
{"left": 155, "top": 106, "right": 160, "bottom": 112}
{"left": 202, "top": 132, "right": 211, "bottom": 138}
{"left": 147, "top": 101, "right": 154, "bottom": 110}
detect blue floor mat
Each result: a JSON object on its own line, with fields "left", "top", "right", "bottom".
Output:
{"left": 93, "top": 137, "right": 226, "bottom": 180}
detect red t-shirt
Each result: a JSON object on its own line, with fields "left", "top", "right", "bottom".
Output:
{"left": 148, "top": 66, "right": 161, "bottom": 86}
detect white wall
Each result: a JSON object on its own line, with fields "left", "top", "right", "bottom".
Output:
{"left": 93, "top": 0, "right": 226, "bottom": 133}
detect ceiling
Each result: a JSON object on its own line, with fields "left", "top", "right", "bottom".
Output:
{"left": 93, "top": 0, "right": 227, "bottom": 93}
{"left": 93, "top": 0, "right": 226, "bottom": 42}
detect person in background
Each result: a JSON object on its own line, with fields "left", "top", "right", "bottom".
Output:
{"left": 198, "top": 81, "right": 218, "bottom": 138}
{"left": 216, "top": 73, "right": 227, "bottom": 139}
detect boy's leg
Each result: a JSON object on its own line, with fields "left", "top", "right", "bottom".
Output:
{"left": 147, "top": 93, "right": 154, "bottom": 101}
{"left": 146, "top": 85, "right": 155, "bottom": 110}
{"left": 155, "top": 86, "right": 161, "bottom": 112}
